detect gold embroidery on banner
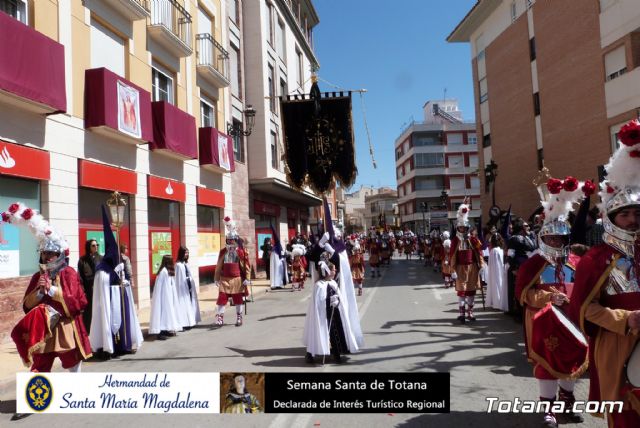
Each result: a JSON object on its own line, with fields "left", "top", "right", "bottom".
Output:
{"left": 544, "top": 335, "right": 560, "bottom": 352}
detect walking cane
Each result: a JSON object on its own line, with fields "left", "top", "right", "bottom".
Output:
{"left": 322, "top": 302, "right": 337, "bottom": 365}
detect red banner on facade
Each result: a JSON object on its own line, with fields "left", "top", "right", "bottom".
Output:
{"left": 0, "top": 141, "right": 50, "bottom": 181}
{"left": 78, "top": 160, "right": 137, "bottom": 194}
{"left": 148, "top": 176, "right": 186, "bottom": 202}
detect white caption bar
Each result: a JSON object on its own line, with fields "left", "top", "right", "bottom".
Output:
{"left": 16, "top": 372, "right": 220, "bottom": 414}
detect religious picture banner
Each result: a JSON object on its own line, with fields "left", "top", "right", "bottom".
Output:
{"left": 280, "top": 83, "right": 357, "bottom": 194}
{"left": 117, "top": 80, "right": 142, "bottom": 139}
{"left": 217, "top": 133, "right": 231, "bottom": 171}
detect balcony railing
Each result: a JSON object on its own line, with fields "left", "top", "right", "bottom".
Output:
{"left": 196, "top": 33, "right": 230, "bottom": 87}
{"left": 150, "top": 0, "right": 192, "bottom": 53}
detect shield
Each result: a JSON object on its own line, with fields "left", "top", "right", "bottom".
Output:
{"left": 531, "top": 303, "right": 588, "bottom": 379}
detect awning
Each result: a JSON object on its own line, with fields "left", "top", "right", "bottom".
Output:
{"left": 250, "top": 177, "right": 322, "bottom": 207}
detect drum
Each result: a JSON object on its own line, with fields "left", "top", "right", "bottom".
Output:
{"left": 531, "top": 303, "right": 588, "bottom": 378}
{"left": 626, "top": 341, "right": 640, "bottom": 388}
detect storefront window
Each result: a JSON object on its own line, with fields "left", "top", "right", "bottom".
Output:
{"left": 0, "top": 176, "right": 40, "bottom": 278}
{"left": 78, "top": 188, "right": 130, "bottom": 258}
{"left": 196, "top": 205, "right": 221, "bottom": 284}
{"left": 148, "top": 198, "right": 181, "bottom": 284}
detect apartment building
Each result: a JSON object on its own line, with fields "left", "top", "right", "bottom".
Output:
{"left": 395, "top": 100, "right": 479, "bottom": 234}
{"left": 447, "top": 0, "right": 638, "bottom": 221}
{"left": 0, "top": 0, "right": 245, "bottom": 340}
{"left": 364, "top": 188, "right": 398, "bottom": 231}
{"left": 240, "top": 0, "right": 321, "bottom": 270}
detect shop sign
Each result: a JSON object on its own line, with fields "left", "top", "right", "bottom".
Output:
{"left": 0, "top": 141, "right": 50, "bottom": 181}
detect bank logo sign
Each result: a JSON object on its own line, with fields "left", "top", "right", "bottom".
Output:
{"left": 26, "top": 375, "right": 53, "bottom": 412}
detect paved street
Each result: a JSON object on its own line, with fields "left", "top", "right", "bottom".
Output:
{"left": 0, "top": 256, "right": 605, "bottom": 427}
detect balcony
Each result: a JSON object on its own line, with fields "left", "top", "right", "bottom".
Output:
{"left": 84, "top": 0, "right": 150, "bottom": 21}
{"left": 0, "top": 11, "right": 66, "bottom": 114}
{"left": 84, "top": 68, "right": 153, "bottom": 144}
{"left": 199, "top": 127, "right": 235, "bottom": 172}
{"left": 148, "top": 0, "right": 192, "bottom": 57}
{"left": 151, "top": 101, "right": 197, "bottom": 160}
{"left": 196, "top": 34, "right": 230, "bottom": 88}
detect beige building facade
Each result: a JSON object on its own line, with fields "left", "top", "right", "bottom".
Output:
{"left": 448, "top": 0, "right": 636, "bottom": 222}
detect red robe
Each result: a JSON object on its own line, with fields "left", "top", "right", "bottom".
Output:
{"left": 516, "top": 254, "right": 586, "bottom": 380}
{"left": 449, "top": 236, "right": 484, "bottom": 292}
{"left": 11, "top": 266, "right": 92, "bottom": 367}
{"left": 567, "top": 243, "right": 640, "bottom": 425}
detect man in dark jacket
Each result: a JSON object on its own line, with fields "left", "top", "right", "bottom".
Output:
{"left": 506, "top": 218, "right": 537, "bottom": 318}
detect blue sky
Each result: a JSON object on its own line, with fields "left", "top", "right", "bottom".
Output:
{"left": 312, "top": 0, "right": 477, "bottom": 191}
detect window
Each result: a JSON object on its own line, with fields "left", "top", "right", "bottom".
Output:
{"left": 450, "top": 177, "right": 465, "bottom": 190}
{"left": 469, "top": 154, "right": 479, "bottom": 168}
{"left": 229, "top": 0, "right": 239, "bottom": 24}
{"left": 268, "top": 64, "right": 276, "bottom": 113}
{"left": 537, "top": 148, "right": 544, "bottom": 170}
{"left": 0, "top": 176, "right": 39, "bottom": 277}
{"left": 152, "top": 65, "right": 174, "bottom": 104}
{"left": 605, "top": 45, "right": 627, "bottom": 81}
{"left": 470, "top": 177, "right": 480, "bottom": 189}
{"left": 265, "top": 3, "right": 274, "bottom": 45}
{"left": 529, "top": 37, "right": 536, "bottom": 61}
{"left": 271, "top": 131, "right": 278, "bottom": 169}
{"left": 0, "top": 0, "right": 27, "bottom": 24}
{"left": 413, "top": 134, "right": 440, "bottom": 146}
{"left": 468, "top": 134, "right": 478, "bottom": 145}
{"left": 90, "top": 19, "right": 125, "bottom": 76}
{"left": 447, "top": 133, "right": 463, "bottom": 145}
{"left": 200, "top": 96, "right": 216, "bottom": 128}
{"left": 276, "top": 19, "right": 285, "bottom": 59}
{"left": 482, "top": 133, "right": 491, "bottom": 148}
{"left": 533, "top": 92, "right": 541, "bottom": 116}
{"left": 510, "top": 2, "right": 517, "bottom": 22}
{"left": 415, "top": 176, "right": 444, "bottom": 191}
{"left": 230, "top": 44, "right": 242, "bottom": 99}
{"left": 448, "top": 155, "right": 464, "bottom": 168}
{"left": 296, "top": 49, "right": 304, "bottom": 87}
{"left": 232, "top": 119, "right": 245, "bottom": 162}
{"left": 396, "top": 148, "right": 403, "bottom": 160}
{"left": 198, "top": 7, "right": 213, "bottom": 35}
{"left": 479, "top": 77, "right": 488, "bottom": 103}
{"left": 414, "top": 153, "right": 444, "bottom": 168}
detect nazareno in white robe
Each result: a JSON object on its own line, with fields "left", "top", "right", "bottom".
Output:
{"left": 89, "top": 270, "right": 143, "bottom": 353}
{"left": 148, "top": 268, "right": 182, "bottom": 334}
{"left": 270, "top": 251, "right": 289, "bottom": 289}
{"left": 486, "top": 247, "right": 509, "bottom": 311}
{"left": 336, "top": 251, "right": 364, "bottom": 347}
{"left": 174, "top": 262, "right": 201, "bottom": 327}
{"left": 302, "top": 275, "right": 359, "bottom": 357}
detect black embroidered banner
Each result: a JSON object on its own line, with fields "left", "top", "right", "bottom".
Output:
{"left": 280, "top": 84, "right": 357, "bottom": 194}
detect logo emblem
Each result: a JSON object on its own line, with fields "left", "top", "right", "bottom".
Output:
{"left": 544, "top": 335, "right": 560, "bottom": 352}
{"left": 0, "top": 146, "right": 16, "bottom": 169}
{"left": 26, "top": 375, "right": 53, "bottom": 412}
{"left": 165, "top": 182, "right": 174, "bottom": 195}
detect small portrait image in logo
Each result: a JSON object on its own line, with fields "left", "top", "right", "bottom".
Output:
{"left": 26, "top": 375, "right": 53, "bottom": 412}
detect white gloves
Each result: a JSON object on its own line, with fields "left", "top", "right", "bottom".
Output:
{"left": 243, "top": 279, "right": 251, "bottom": 286}
{"left": 114, "top": 263, "right": 125, "bottom": 274}
{"left": 451, "top": 272, "right": 458, "bottom": 280}
{"left": 330, "top": 295, "right": 340, "bottom": 308}
{"left": 323, "top": 243, "right": 335, "bottom": 256}
{"left": 214, "top": 281, "right": 220, "bottom": 287}
{"left": 122, "top": 279, "right": 131, "bottom": 287}
{"left": 319, "top": 232, "right": 330, "bottom": 246}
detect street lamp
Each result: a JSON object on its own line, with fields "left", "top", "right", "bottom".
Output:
{"left": 227, "top": 105, "right": 257, "bottom": 137}
{"left": 484, "top": 160, "right": 498, "bottom": 206}
{"left": 106, "top": 191, "right": 126, "bottom": 265}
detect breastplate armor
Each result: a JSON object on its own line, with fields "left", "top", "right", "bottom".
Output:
{"left": 605, "top": 256, "right": 640, "bottom": 295}
{"left": 224, "top": 249, "right": 239, "bottom": 263}
{"left": 539, "top": 264, "right": 574, "bottom": 284}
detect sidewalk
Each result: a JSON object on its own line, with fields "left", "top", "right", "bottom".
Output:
{"left": 0, "top": 279, "right": 272, "bottom": 396}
